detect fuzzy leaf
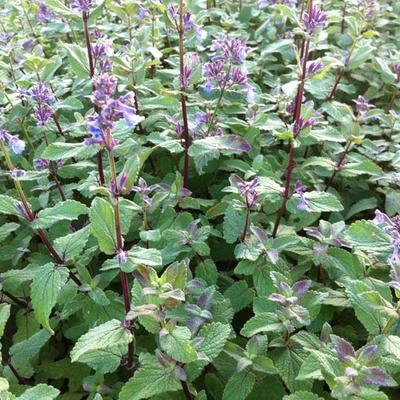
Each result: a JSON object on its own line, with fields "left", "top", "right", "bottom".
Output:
{"left": 222, "top": 371, "right": 256, "bottom": 400}
{"left": 31, "top": 263, "right": 69, "bottom": 334}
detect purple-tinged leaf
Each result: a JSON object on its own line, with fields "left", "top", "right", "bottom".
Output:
{"left": 358, "top": 345, "right": 378, "bottom": 362}
{"left": 363, "top": 367, "right": 397, "bottom": 387}
{"left": 292, "top": 280, "right": 312, "bottom": 299}
{"left": 331, "top": 335, "right": 356, "bottom": 362}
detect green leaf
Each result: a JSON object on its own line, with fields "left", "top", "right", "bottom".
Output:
{"left": 32, "top": 200, "right": 88, "bottom": 229}
{"left": 197, "top": 322, "right": 231, "bottom": 361}
{"left": 54, "top": 225, "right": 91, "bottom": 261}
{"left": 65, "top": 44, "right": 89, "bottom": 78}
{"left": 283, "top": 391, "right": 324, "bottom": 400}
{"left": 0, "top": 222, "right": 19, "bottom": 242}
{"left": 348, "top": 45, "right": 375, "bottom": 70}
{"left": 0, "top": 304, "right": 11, "bottom": 338}
{"left": 42, "top": 142, "right": 99, "bottom": 161}
{"left": 160, "top": 326, "right": 198, "bottom": 363}
{"left": 0, "top": 195, "right": 22, "bottom": 216}
{"left": 345, "top": 197, "right": 378, "bottom": 219}
{"left": 119, "top": 353, "right": 181, "bottom": 400}
{"left": 289, "top": 191, "right": 343, "bottom": 213}
{"left": 31, "top": 263, "right": 69, "bottom": 334}
{"left": 10, "top": 330, "right": 52, "bottom": 378}
{"left": 90, "top": 197, "right": 117, "bottom": 255}
{"left": 344, "top": 220, "right": 392, "bottom": 253}
{"left": 128, "top": 246, "right": 163, "bottom": 267}
{"left": 223, "top": 205, "right": 246, "bottom": 244}
{"left": 222, "top": 371, "right": 256, "bottom": 400}
{"left": 324, "top": 248, "right": 365, "bottom": 281}
{"left": 342, "top": 161, "right": 382, "bottom": 177}
{"left": 45, "top": 0, "right": 79, "bottom": 19}
{"left": 225, "top": 281, "right": 254, "bottom": 312}
{"left": 17, "top": 384, "right": 60, "bottom": 400}
{"left": 71, "top": 319, "right": 133, "bottom": 367}
{"left": 240, "top": 313, "right": 282, "bottom": 337}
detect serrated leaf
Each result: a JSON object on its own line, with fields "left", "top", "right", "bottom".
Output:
{"left": 32, "top": 200, "right": 88, "bottom": 229}
{"left": 223, "top": 205, "right": 246, "bottom": 244}
{"left": 344, "top": 220, "right": 392, "bottom": 253}
{"left": 197, "top": 322, "right": 231, "bottom": 361}
{"left": 222, "top": 371, "right": 256, "bottom": 400}
{"left": 119, "top": 353, "right": 181, "bottom": 400}
{"left": 225, "top": 281, "right": 254, "bottom": 312}
{"left": 42, "top": 142, "right": 99, "bottom": 161}
{"left": 283, "top": 391, "right": 324, "bottom": 400}
{"left": 240, "top": 313, "right": 282, "bottom": 337}
{"left": 65, "top": 44, "right": 89, "bottom": 78}
{"left": 160, "top": 326, "right": 198, "bottom": 363}
{"left": 289, "top": 191, "right": 343, "bottom": 213}
{"left": 31, "top": 263, "right": 69, "bottom": 333}
{"left": 0, "top": 195, "right": 23, "bottom": 216}
{"left": 0, "top": 304, "right": 11, "bottom": 338}
{"left": 71, "top": 319, "right": 132, "bottom": 367}
{"left": 10, "top": 330, "right": 51, "bottom": 378}
{"left": 0, "top": 222, "right": 20, "bottom": 242}
{"left": 54, "top": 225, "right": 91, "bottom": 261}
{"left": 89, "top": 197, "right": 117, "bottom": 255}
{"left": 17, "top": 384, "right": 60, "bottom": 400}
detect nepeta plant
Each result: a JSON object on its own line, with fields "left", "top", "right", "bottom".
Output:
{"left": 1, "top": 1, "right": 400, "bottom": 400}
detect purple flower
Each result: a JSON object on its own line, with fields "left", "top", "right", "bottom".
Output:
{"left": 180, "top": 65, "right": 193, "bottom": 90}
{"left": 117, "top": 249, "right": 128, "bottom": 264}
{"left": 37, "top": 2, "right": 56, "bottom": 23}
{"left": 303, "top": 6, "right": 328, "bottom": 35}
{"left": 360, "top": 0, "right": 379, "bottom": 19}
{"left": 33, "top": 158, "right": 50, "bottom": 170}
{"left": 70, "top": 0, "right": 93, "bottom": 13}
{"left": 372, "top": 210, "right": 400, "bottom": 266}
{"left": 0, "top": 130, "right": 26, "bottom": 155}
{"left": 231, "top": 175, "right": 259, "bottom": 208}
{"left": 35, "top": 105, "right": 53, "bottom": 126}
{"left": 22, "top": 83, "right": 55, "bottom": 105}
{"left": 308, "top": 60, "right": 323, "bottom": 76}
{"left": 9, "top": 168, "right": 26, "bottom": 179}
{"left": 393, "top": 63, "right": 400, "bottom": 81}
{"left": 137, "top": 7, "right": 150, "bottom": 22}
{"left": 353, "top": 95, "right": 374, "bottom": 116}
{"left": 295, "top": 180, "right": 309, "bottom": 211}
{"left": 132, "top": 178, "right": 169, "bottom": 207}
{"left": 91, "top": 74, "right": 118, "bottom": 106}
{"left": 293, "top": 117, "right": 316, "bottom": 137}
{"left": 211, "top": 37, "right": 249, "bottom": 64}
{"left": 16, "top": 203, "right": 29, "bottom": 220}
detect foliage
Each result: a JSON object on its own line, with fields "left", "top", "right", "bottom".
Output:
{"left": 1, "top": 0, "right": 400, "bottom": 399}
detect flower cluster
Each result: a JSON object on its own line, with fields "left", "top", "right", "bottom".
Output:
{"left": 373, "top": 210, "right": 400, "bottom": 265}
{"left": 0, "top": 130, "right": 26, "bottom": 154}
{"left": 294, "top": 180, "right": 309, "bottom": 211}
{"left": 33, "top": 158, "right": 63, "bottom": 171}
{"left": 92, "top": 28, "right": 113, "bottom": 72}
{"left": 302, "top": 6, "right": 328, "bottom": 35}
{"left": 168, "top": 5, "right": 206, "bottom": 41}
{"left": 9, "top": 168, "right": 26, "bottom": 180}
{"left": 293, "top": 116, "right": 316, "bottom": 137}
{"left": 308, "top": 60, "right": 324, "bottom": 76}
{"left": 211, "top": 37, "right": 249, "bottom": 64}
{"left": 85, "top": 74, "right": 139, "bottom": 147}
{"left": 232, "top": 176, "right": 260, "bottom": 209}
{"left": 20, "top": 83, "right": 56, "bottom": 126}
{"left": 359, "top": 0, "right": 379, "bottom": 19}
{"left": 203, "top": 38, "right": 253, "bottom": 100}
{"left": 194, "top": 111, "right": 222, "bottom": 138}
{"left": 36, "top": 1, "right": 56, "bottom": 24}
{"left": 131, "top": 177, "right": 169, "bottom": 207}
{"left": 353, "top": 95, "right": 374, "bottom": 121}
{"left": 70, "top": 0, "right": 93, "bottom": 13}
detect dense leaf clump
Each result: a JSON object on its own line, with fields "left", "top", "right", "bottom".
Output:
{"left": 1, "top": 0, "right": 400, "bottom": 399}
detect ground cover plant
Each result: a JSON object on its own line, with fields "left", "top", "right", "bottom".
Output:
{"left": 1, "top": 0, "right": 400, "bottom": 399}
